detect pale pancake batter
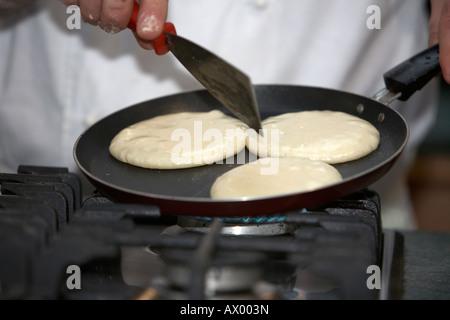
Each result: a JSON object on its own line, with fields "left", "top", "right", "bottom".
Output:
{"left": 109, "top": 110, "right": 248, "bottom": 169}
{"left": 246, "top": 110, "right": 380, "bottom": 164}
{"left": 210, "top": 157, "right": 343, "bottom": 199}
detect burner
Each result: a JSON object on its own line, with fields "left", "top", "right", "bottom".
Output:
{"left": 177, "top": 215, "right": 297, "bottom": 236}
{"left": 159, "top": 248, "right": 266, "bottom": 295}
{"left": 149, "top": 276, "right": 283, "bottom": 300}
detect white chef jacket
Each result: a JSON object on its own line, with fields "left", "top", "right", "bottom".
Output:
{"left": 0, "top": 0, "right": 440, "bottom": 229}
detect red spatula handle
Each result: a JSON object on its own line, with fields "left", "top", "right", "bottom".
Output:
{"left": 127, "top": 1, "right": 176, "bottom": 55}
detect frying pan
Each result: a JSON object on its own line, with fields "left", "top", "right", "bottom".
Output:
{"left": 74, "top": 45, "right": 441, "bottom": 217}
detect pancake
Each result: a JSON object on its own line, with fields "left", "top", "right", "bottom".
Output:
{"left": 246, "top": 110, "right": 380, "bottom": 164}
{"left": 109, "top": 110, "right": 248, "bottom": 169}
{"left": 210, "top": 157, "right": 343, "bottom": 199}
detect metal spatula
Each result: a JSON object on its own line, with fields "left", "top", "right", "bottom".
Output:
{"left": 127, "top": 2, "right": 262, "bottom": 132}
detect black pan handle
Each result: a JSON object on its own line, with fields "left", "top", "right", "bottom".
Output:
{"left": 383, "top": 43, "right": 441, "bottom": 101}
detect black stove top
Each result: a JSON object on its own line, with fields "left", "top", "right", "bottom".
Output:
{"left": 0, "top": 166, "right": 404, "bottom": 300}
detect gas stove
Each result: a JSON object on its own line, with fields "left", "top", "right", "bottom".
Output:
{"left": 0, "top": 165, "right": 404, "bottom": 301}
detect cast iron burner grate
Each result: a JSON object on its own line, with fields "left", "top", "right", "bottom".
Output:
{"left": 0, "top": 166, "right": 403, "bottom": 300}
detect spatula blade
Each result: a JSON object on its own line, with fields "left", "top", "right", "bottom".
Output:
{"left": 165, "top": 33, "right": 262, "bottom": 132}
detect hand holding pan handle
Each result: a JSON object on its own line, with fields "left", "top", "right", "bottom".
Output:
{"left": 127, "top": 1, "right": 176, "bottom": 55}
{"left": 382, "top": 44, "right": 441, "bottom": 102}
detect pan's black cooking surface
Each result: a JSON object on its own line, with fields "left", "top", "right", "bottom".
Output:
{"left": 74, "top": 85, "right": 408, "bottom": 216}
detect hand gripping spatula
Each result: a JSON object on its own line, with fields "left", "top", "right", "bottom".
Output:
{"left": 127, "top": 2, "right": 263, "bottom": 132}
